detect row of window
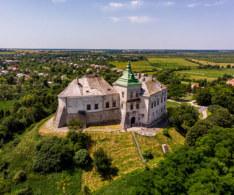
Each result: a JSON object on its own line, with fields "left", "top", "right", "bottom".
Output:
{"left": 121, "top": 91, "right": 140, "bottom": 99}
{"left": 151, "top": 96, "right": 166, "bottom": 108}
{"left": 86, "top": 101, "right": 117, "bottom": 111}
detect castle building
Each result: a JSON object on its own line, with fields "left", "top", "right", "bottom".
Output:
{"left": 54, "top": 63, "right": 167, "bottom": 129}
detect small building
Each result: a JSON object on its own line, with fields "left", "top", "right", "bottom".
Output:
{"left": 54, "top": 62, "right": 167, "bottom": 129}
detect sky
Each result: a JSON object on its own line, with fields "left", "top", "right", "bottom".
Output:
{"left": 0, "top": 0, "right": 234, "bottom": 49}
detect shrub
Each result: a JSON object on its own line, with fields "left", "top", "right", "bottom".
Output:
{"left": 143, "top": 151, "right": 154, "bottom": 161}
{"left": 67, "top": 131, "right": 91, "bottom": 150}
{"left": 15, "top": 186, "right": 33, "bottom": 195}
{"left": 13, "top": 170, "right": 27, "bottom": 183}
{"left": 73, "top": 149, "right": 92, "bottom": 170}
{"left": 33, "top": 137, "right": 74, "bottom": 173}
{"left": 93, "top": 148, "right": 118, "bottom": 179}
{"left": 163, "top": 128, "right": 170, "bottom": 138}
{"left": 68, "top": 119, "right": 84, "bottom": 130}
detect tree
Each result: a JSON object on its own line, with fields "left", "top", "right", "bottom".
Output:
{"left": 33, "top": 137, "right": 74, "bottom": 173}
{"left": 196, "top": 88, "right": 212, "bottom": 106}
{"left": 93, "top": 148, "right": 118, "bottom": 179}
{"left": 168, "top": 104, "right": 199, "bottom": 134}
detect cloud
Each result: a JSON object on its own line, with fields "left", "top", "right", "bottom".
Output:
{"left": 187, "top": 0, "right": 227, "bottom": 8}
{"left": 109, "top": 17, "right": 121, "bottom": 23}
{"left": 130, "top": 0, "right": 143, "bottom": 8}
{"left": 51, "top": 0, "right": 67, "bottom": 3}
{"left": 163, "top": 1, "right": 175, "bottom": 7}
{"left": 127, "top": 16, "right": 151, "bottom": 23}
{"left": 103, "top": 0, "right": 143, "bottom": 10}
{"left": 108, "top": 2, "right": 125, "bottom": 9}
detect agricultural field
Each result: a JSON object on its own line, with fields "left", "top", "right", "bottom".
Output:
{"left": 189, "top": 58, "right": 234, "bottom": 67}
{"left": 110, "top": 60, "right": 156, "bottom": 72}
{"left": 176, "top": 68, "right": 234, "bottom": 81}
{"left": 147, "top": 57, "right": 198, "bottom": 70}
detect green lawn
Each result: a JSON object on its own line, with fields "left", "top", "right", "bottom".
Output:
{"left": 110, "top": 60, "right": 156, "bottom": 72}
{"left": 0, "top": 100, "right": 16, "bottom": 110}
{"left": 176, "top": 68, "right": 234, "bottom": 81}
{"left": 0, "top": 119, "right": 82, "bottom": 195}
{"left": 147, "top": 57, "right": 198, "bottom": 70}
{"left": 167, "top": 100, "right": 181, "bottom": 109}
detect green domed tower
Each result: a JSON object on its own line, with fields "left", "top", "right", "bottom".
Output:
{"left": 113, "top": 62, "right": 142, "bottom": 129}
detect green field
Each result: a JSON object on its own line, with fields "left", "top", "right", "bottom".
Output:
{"left": 110, "top": 60, "right": 155, "bottom": 72}
{"left": 176, "top": 68, "right": 234, "bottom": 81}
{"left": 147, "top": 57, "right": 198, "bottom": 69}
{"left": 0, "top": 100, "right": 16, "bottom": 110}
{"left": 0, "top": 119, "right": 82, "bottom": 195}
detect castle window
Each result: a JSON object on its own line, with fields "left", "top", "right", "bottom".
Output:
{"left": 154, "top": 101, "right": 156, "bottom": 107}
{"left": 106, "top": 102, "right": 110, "bottom": 108}
{"left": 130, "top": 103, "right": 134, "bottom": 110}
{"left": 122, "top": 92, "right": 124, "bottom": 98}
{"left": 87, "top": 104, "right": 91, "bottom": 110}
{"left": 112, "top": 101, "right": 116, "bottom": 107}
{"left": 136, "top": 92, "right": 139, "bottom": 97}
{"left": 95, "top": 104, "right": 99, "bottom": 110}
{"left": 130, "top": 92, "right": 133, "bottom": 98}
{"left": 151, "top": 103, "right": 153, "bottom": 108}
{"left": 157, "top": 98, "right": 159, "bottom": 105}
{"left": 136, "top": 104, "right": 139, "bottom": 109}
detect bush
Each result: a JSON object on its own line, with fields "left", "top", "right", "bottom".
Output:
{"left": 73, "top": 149, "right": 92, "bottom": 170}
{"left": 15, "top": 186, "right": 33, "bottom": 195}
{"left": 163, "top": 128, "right": 170, "bottom": 138}
{"left": 68, "top": 119, "right": 84, "bottom": 130}
{"left": 93, "top": 148, "right": 118, "bottom": 179}
{"left": 143, "top": 151, "right": 154, "bottom": 161}
{"left": 13, "top": 170, "right": 27, "bottom": 183}
{"left": 33, "top": 137, "right": 74, "bottom": 173}
{"left": 67, "top": 131, "right": 91, "bottom": 150}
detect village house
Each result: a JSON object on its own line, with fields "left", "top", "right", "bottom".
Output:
{"left": 54, "top": 62, "right": 167, "bottom": 129}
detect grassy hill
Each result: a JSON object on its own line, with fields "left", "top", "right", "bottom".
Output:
{"left": 0, "top": 117, "right": 184, "bottom": 194}
{"left": 0, "top": 119, "right": 82, "bottom": 195}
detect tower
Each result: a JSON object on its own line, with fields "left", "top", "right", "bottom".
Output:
{"left": 113, "top": 62, "right": 142, "bottom": 129}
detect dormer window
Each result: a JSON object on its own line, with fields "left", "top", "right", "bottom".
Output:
{"left": 106, "top": 102, "right": 109, "bottom": 108}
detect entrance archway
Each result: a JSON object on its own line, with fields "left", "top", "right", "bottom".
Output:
{"left": 131, "top": 117, "right": 136, "bottom": 127}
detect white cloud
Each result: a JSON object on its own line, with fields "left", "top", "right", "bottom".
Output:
{"left": 103, "top": 0, "right": 143, "bottom": 10}
{"left": 108, "top": 2, "right": 125, "bottom": 9}
{"left": 187, "top": 3, "right": 199, "bottom": 8}
{"left": 127, "top": 16, "right": 151, "bottom": 23}
{"left": 163, "top": 1, "right": 175, "bottom": 7}
{"left": 187, "top": 0, "right": 227, "bottom": 8}
{"left": 130, "top": 0, "right": 143, "bottom": 8}
{"left": 51, "top": 0, "right": 66, "bottom": 3}
{"left": 109, "top": 17, "right": 121, "bottom": 23}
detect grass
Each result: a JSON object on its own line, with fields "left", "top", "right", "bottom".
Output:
{"left": 176, "top": 68, "right": 234, "bottom": 81}
{"left": 83, "top": 127, "right": 184, "bottom": 192}
{"left": 147, "top": 57, "right": 198, "bottom": 70}
{"left": 0, "top": 118, "right": 82, "bottom": 195}
{"left": 82, "top": 131, "right": 144, "bottom": 191}
{"left": 136, "top": 128, "right": 184, "bottom": 167}
{"left": 0, "top": 100, "right": 16, "bottom": 110}
{"left": 166, "top": 100, "right": 181, "bottom": 109}
{"left": 110, "top": 60, "right": 155, "bottom": 72}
